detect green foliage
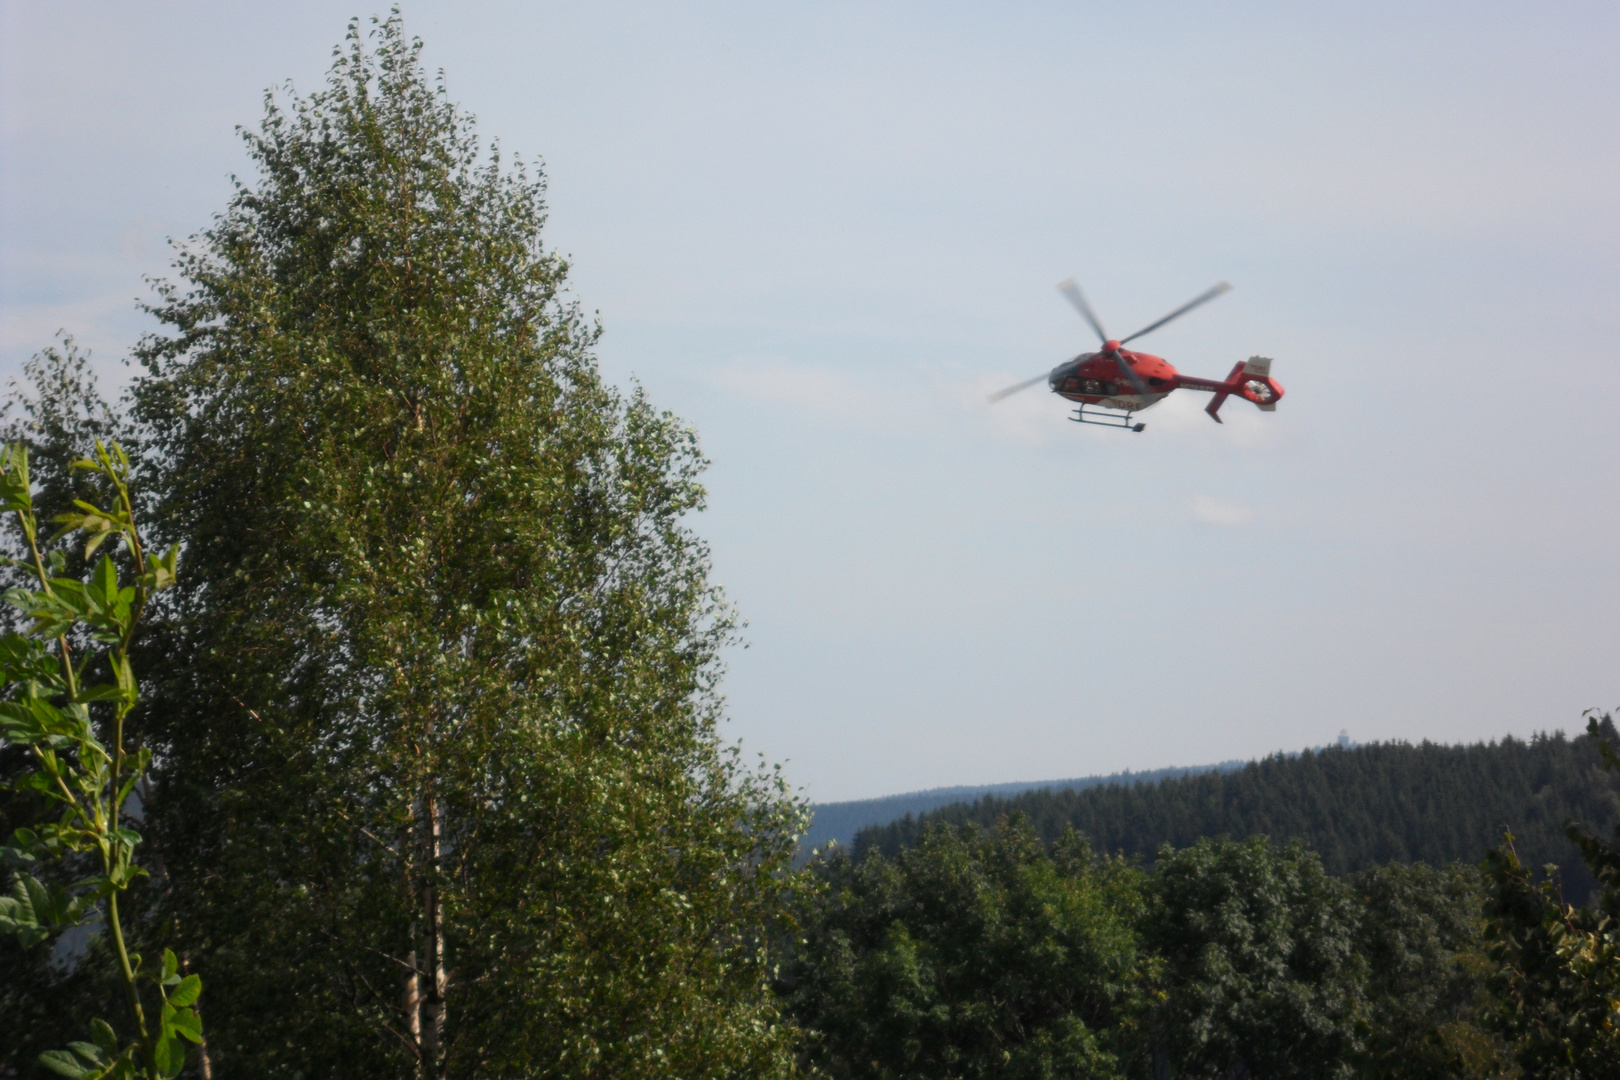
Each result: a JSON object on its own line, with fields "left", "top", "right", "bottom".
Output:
{"left": 0, "top": 335, "right": 122, "bottom": 591}
{"left": 1567, "top": 714, "right": 1620, "bottom": 908}
{"left": 127, "top": 11, "right": 802, "bottom": 1077}
{"left": 1352, "top": 861, "right": 1516, "bottom": 1078}
{"left": 0, "top": 346, "right": 143, "bottom": 1078}
{"left": 1144, "top": 836, "right": 1364, "bottom": 1079}
{"left": 841, "top": 718, "right": 1620, "bottom": 1077}
{"left": 786, "top": 816, "right": 1145, "bottom": 1079}
{"left": 791, "top": 823, "right": 1519, "bottom": 1079}
{"left": 860, "top": 736, "right": 1620, "bottom": 899}
{"left": 0, "top": 440, "right": 201, "bottom": 1080}
{"left": 1480, "top": 715, "right": 1620, "bottom": 1078}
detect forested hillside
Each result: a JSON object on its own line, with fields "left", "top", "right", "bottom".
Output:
{"left": 858, "top": 728, "right": 1620, "bottom": 900}
{"left": 803, "top": 760, "right": 1248, "bottom": 854}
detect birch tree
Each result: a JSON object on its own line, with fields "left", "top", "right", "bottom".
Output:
{"left": 130, "top": 13, "right": 802, "bottom": 1078}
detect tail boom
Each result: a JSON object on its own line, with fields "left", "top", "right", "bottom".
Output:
{"left": 1178, "top": 357, "right": 1283, "bottom": 423}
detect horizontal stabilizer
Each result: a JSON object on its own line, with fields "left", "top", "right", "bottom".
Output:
{"left": 1206, "top": 357, "right": 1283, "bottom": 421}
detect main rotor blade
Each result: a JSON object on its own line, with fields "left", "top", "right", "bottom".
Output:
{"left": 1056, "top": 279, "right": 1109, "bottom": 345}
{"left": 986, "top": 372, "right": 1049, "bottom": 403}
{"left": 1119, "top": 281, "right": 1232, "bottom": 345}
{"left": 1111, "top": 350, "right": 1151, "bottom": 397}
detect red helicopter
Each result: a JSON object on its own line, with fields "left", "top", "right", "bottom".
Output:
{"left": 987, "top": 279, "right": 1283, "bottom": 431}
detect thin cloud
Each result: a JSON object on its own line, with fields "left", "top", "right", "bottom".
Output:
{"left": 707, "top": 359, "right": 926, "bottom": 434}
{"left": 1191, "top": 495, "right": 1253, "bottom": 527}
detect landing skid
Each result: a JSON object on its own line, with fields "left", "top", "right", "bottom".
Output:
{"left": 1069, "top": 404, "right": 1145, "bottom": 432}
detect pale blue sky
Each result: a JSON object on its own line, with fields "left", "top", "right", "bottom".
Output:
{"left": 4, "top": 2, "right": 1618, "bottom": 800}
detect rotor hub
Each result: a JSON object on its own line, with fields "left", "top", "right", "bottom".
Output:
{"left": 1103, "top": 339, "right": 1121, "bottom": 353}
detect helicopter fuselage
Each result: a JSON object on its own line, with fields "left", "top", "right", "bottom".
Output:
{"left": 1049, "top": 349, "right": 1179, "bottom": 412}
{"left": 1048, "top": 349, "right": 1273, "bottom": 414}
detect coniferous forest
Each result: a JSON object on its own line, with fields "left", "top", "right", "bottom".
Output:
{"left": 858, "top": 730, "right": 1620, "bottom": 902}
{"left": 4, "top": 13, "right": 1620, "bottom": 1080}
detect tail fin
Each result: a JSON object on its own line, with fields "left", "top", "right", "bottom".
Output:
{"left": 1206, "top": 356, "right": 1283, "bottom": 422}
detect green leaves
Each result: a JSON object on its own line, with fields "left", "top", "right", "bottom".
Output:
{"left": 168, "top": 975, "right": 203, "bottom": 1009}
{"left": 111, "top": 13, "right": 793, "bottom": 1077}
{"left": 0, "top": 631, "right": 64, "bottom": 688}
{"left": 0, "top": 437, "right": 201, "bottom": 1080}
{"left": 0, "top": 441, "right": 34, "bottom": 515}
{"left": 8, "top": 555, "right": 139, "bottom": 644}
{"left": 160, "top": 949, "right": 204, "bottom": 1013}
{"left": 36, "top": 1022, "right": 139, "bottom": 1080}
{"left": 0, "top": 872, "right": 88, "bottom": 947}
{"left": 1480, "top": 714, "right": 1620, "bottom": 1075}
{"left": 0, "top": 693, "right": 81, "bottom": 746}
{"left": 141, "top": 949, "right": 205, "bottom": 1078}
{"left": 148, "top": 1038, "right": 180, "bottom": 1080}
{"left": 140, "top": 544, "right": 180, "bottom": 594}
{"left": 38, "top": 1049, "right": 96, "bottom": 1078}
{"left": 54, "top": 441, "right": 136, "bottom": 559}
{"left": 54, "top": 497, "right": 125, "bottom": 561}
{"left": 1146, "top": 836, "right": 1367, "bottom": 1080}
{"left": 34, "top": 1017, "right": 139, "bottom": 1080}
{"left": 791, "top": 819, "right": 1144, "bottom": 1080}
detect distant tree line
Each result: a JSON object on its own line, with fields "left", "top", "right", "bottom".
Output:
{"left": 803, "top": 760, "right": 1251, "bottom": 855}
{"left": 857, "top": 730, "right": 1620, "bottom": 902}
